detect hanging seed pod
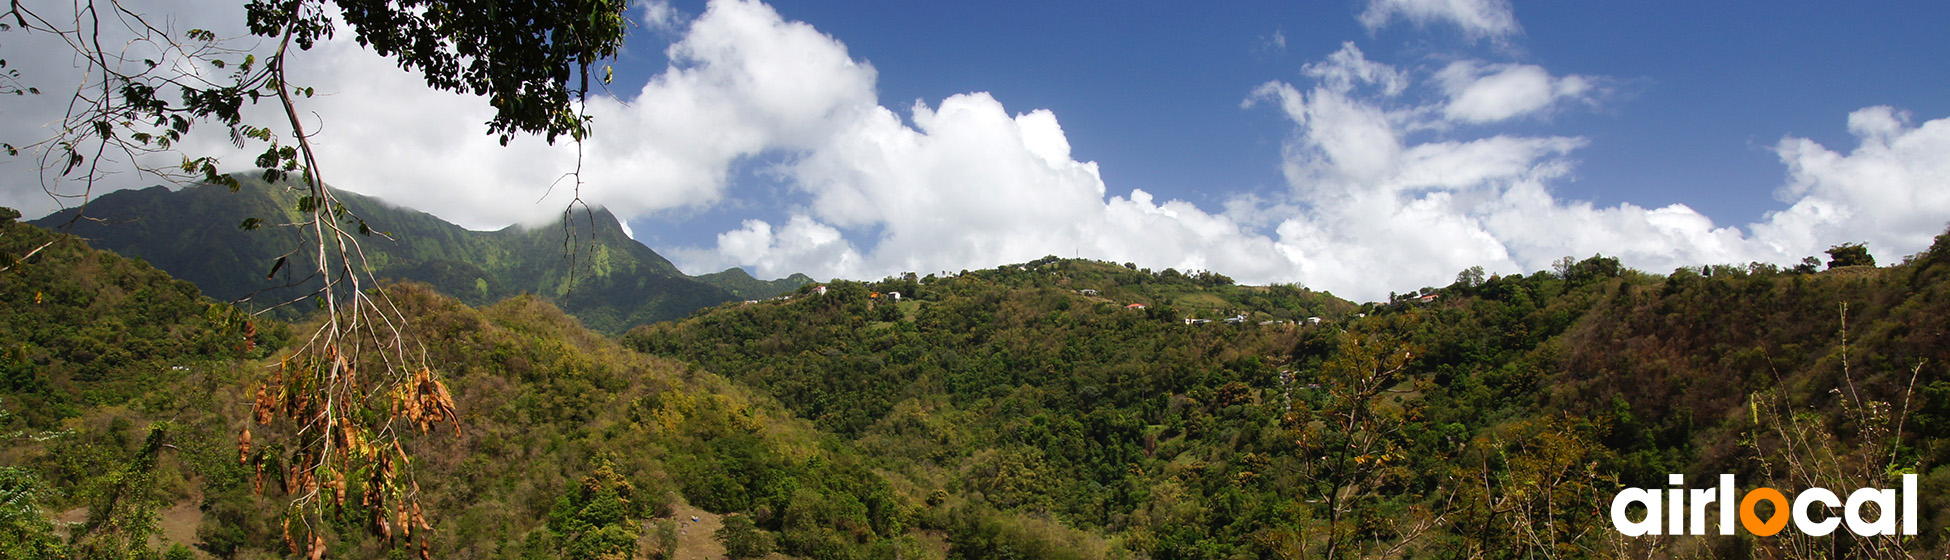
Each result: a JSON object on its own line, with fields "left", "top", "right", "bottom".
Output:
{"left": 253, "top": 382, "right": 276, "bottom": 424}
{"left": 331, "top": 472, "right": 347, "bottom": 505}
{"left": 397, "top": 503, "right": 411, "bottom": 540}
{"left": 237, "top": 427, "right": 252, "bottom": 463}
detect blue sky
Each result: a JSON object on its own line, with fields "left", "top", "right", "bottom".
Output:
{"left": 621, "top": 0, "right": 1944, "bottom": 231}
{"left": 6, "top": 0, "right": 1948, "bottom": 301}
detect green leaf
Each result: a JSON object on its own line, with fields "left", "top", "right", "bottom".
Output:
{"left": 297, "top": 196, "right": 317, "bottom": 213}
{"left": 239, "top": 217, "right": 263, "bottom": 231}
{"left": 265, "top": 256, "right": 286, "bottom": 279}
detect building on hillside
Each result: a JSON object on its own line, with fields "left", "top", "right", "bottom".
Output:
{"left": 889, "top": 291, "right": 902, "bottom": 301}
{"left": 1125, "top": 303, "right": 1146, "bottom": 310}
{"left": 814, "top": 285, "right": 828, "bottom": 296}
{"left": 1306, "top": 316, "right": 1323, "bottom": 325}
{"left": 1079, "top": 289, "right": 1099, "bottom": 296}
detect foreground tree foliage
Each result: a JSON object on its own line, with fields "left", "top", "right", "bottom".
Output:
{"left": 8, "top": 0, "right": 629, "bottom": 555}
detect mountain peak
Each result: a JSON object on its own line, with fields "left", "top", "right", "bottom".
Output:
{"left": 29, "top": 174, "right": 748, "bottom": 332}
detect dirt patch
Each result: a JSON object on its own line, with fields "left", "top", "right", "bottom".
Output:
{"left": 156, "top": 498, "right": 204, "bottom": 552}
{"left": 53, "top": 498, "right": 204, "bottom": 554}
{"left": 656, "top": 496, "right": 726, "bottom": 560}
{"left": 54, "top": 506, "right": 88, "bottom": 539}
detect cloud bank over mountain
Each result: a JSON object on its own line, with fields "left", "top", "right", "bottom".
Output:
{"left": 3, "top": 0, "right": 1944, "bottom": 301}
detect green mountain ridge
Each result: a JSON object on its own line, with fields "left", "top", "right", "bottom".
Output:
{"left": 31, "top": 175, "right": 809, "bottom": 332}
{"left": 697, "top": 267, "right": 818, "bottom": 301}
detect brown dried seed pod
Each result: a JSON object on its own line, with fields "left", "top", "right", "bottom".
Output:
{"left": 237, "top": 428, "right": 252, "bottom": 464}
{"left": 253, "top": 383, "right": 276, "bottom": 424}
{"left": 397, "top": 504, "right": 411, "bottom": 540}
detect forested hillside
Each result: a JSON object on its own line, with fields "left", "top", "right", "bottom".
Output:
{"left": 9, "top": 203, "right": 1950, "bottom": 559}
{"left": 633, "top": 236, "right": 1950, "bottom": 559}
{"left": 0, "top": 212, "right": 925, "bottom": 559}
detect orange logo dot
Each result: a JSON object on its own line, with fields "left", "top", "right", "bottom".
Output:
{"left": 1741, "top": 487, "right": 1789, "bottom": 536}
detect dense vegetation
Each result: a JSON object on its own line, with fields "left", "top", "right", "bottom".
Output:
{"left": 630, "top": 240, "right": 1950, "bottom": 559}
{"left": 10, "top": 202, "right": 1950, "bottom": 559}
{"left": 0, "top": 207, "right": 278, "bottom": 428}
{"left": 32, "top": 175, "right": 808, "bottom": 333}
{"left": 1, "top": 212, "right": 917, "bottom": 559}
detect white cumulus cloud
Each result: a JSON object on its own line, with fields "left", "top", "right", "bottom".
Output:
{"left": 1753, "top": 106, "right": 1950, "bottom": 264}
{"left": 675, "top": 92, "right": 1289, "bottom": 283}
{"left": 1244, "top": 48, "right": 1950, "bottom": 299}
{"left": 293, "top": 0, "right": 879, "bottom": 228}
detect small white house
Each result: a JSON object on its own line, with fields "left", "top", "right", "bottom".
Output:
{"left": 889, "top": 291, "right": 902, "bottom": 301}
{"left": 1079, "top": 289, "right": 1099, "bottom": 296}
{"left": 814, "top": 285, "right": 828, "bottom": 296}
{"left": 1306, "top": 316, "right": 1323, "bottom": 325}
